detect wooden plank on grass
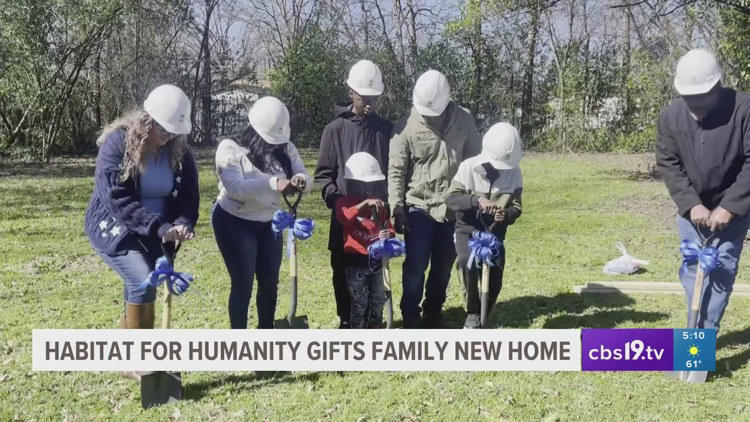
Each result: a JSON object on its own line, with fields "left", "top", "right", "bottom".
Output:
{"left": 574, "top": 282, "right": 750, "bottom": 296}
{"left": 590, "top": 281, "right": 750, "bottom": 292}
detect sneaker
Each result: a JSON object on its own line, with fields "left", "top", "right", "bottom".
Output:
{"left": 402, "top": 318, "right": 422, "bottom": 329}
{"left": 463, "top": 314, "right": 481, "bottom": 329}
{"left": 422, "top": 312, "right": 446, "bottom": 329}
{"left": 339, "top": 320, "right": 350, "bottom": 329}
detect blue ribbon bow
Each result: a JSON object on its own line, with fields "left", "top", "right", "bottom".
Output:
{"left": 467, "top": 230, "right": 503, "bottom": 269}
{"left": 272, "top": 210, "right": 315, "bottom": 256}
{"left": 368, "top": 237, "right": 405, "bottom": 261}
{"left": 679, "top": 239, "right": 721, "bottom": 277}
{"left": 139, "top": 256, "right": 194, "bottom": 295}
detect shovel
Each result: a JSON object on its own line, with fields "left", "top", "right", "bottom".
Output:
{"left": 665, "top": 231, "right": 712, "bottom": 383}
{"left": 373, "top": 205, "right": 394, "bottom": 328}
{"left": 682, "top": 233, "right": 712, "bottom": 383}
{"left": 478, "top": 164, "right": 511, "bottom": 329}
{"left": 274, "top": 190, "right": 309, "bottom": 329}
{"left": 141, "top": 241, "right": 183, "bottom": 409}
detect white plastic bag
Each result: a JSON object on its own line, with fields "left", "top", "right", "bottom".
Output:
{"left": 602, "top": 242, "right": 649, "bottom": 275}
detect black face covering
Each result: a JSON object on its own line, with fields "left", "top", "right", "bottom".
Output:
{"left": 346, "top": 179, "right": 387, "bottom": 200}
{"left": 240, "top": 125, "right": 292, "bottom": 178}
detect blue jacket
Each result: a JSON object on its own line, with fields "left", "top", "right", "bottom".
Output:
{"left": 84, "top": 129, "right": 200, "bottom": 255}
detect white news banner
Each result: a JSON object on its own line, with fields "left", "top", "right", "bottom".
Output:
{"left": 33, "top": 329, "right": 582, "bottom": 372}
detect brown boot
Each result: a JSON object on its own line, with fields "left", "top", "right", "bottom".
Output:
{"left": 141, "top": 302, "right": 155, "bottom": 329}
{"left": 120, "top": 303, "right": 146, "bottom": 380}
{"left": 125, "top": 303, "right": 144, "bottom": 329}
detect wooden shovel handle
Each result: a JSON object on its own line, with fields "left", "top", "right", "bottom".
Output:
{"left": 160, "top": 241, "right": 179, "bottom": 330}
{"left": 162, "top": 284, "right": 172, "bottom": 329}
{"left": 688, "top": 265, "right": 705, "bottom": 329}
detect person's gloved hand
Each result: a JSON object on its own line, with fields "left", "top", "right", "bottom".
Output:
{"left": 392, "top": 205, "right": 410, "bottom": 234}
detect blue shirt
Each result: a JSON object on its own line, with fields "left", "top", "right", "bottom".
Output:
{"left": 139, "top": 147, "right": 174, "bottom": 215}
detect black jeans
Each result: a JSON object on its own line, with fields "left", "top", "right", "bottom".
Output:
{"left": 455, "top": 226, "right": 507, "bottom": 315}
{"left": 212, "top": 204, "right": 282, "bottom": 329}
{"left": 329, "top": 215, "right": 351, "bottom": 324}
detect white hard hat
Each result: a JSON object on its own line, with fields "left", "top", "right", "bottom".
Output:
{"left": 344, "top": 152, "right": 385, "bottom": 182}
{"left": 413, "top": 70, "right": 451, "bottom": 116}
{"left": 674, "top": 48, "right": 722, "bottom": 96}
{"left": 248, "top": 96, "right": 290, "bottom": 145}
{"left": 143, "top": 84, "right": 192, "bottom": 135}
{"left": 346, "top": 60, "right": 384, "bottom": 96}
{"left": 478, "top": 122, "right": 523, "bottom": 170}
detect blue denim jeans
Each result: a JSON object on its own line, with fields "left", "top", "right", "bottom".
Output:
{"left": 212, "top": 203, "right": 283, "bottom": 329}
{"left": 676, "top": 212, "right": 750, "bottom": 330}
{"left": 97, "top": 236, "right": 161, "bottom": 304}
{"left": 346, "top": 265, "right": 386, "bottom": 328}
{"left": 400, "top": 209, "right": 457, "bottom": 321}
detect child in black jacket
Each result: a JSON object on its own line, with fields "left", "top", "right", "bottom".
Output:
{"left": 446, "top": 123, "right": 523, "bottom": 329}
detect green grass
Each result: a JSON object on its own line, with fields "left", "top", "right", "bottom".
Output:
{"left": 1, "top": 152, "right": 749, "bottom": 421}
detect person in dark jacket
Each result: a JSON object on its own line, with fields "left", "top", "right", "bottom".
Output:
{"left": 314, "top": 59, "right": 393, "bottom": 328}
{"left": 656, "top": 48, "right": 750, "bottom": 333}
{"left": 84, "top": 84, "right": 199, "bottom": 340}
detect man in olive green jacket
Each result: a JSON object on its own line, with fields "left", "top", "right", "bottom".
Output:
{"left": 388, "top": 69, "right": 482, "bottom": 328}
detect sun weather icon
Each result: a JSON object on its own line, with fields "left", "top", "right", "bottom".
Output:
{"left": 688, "top": 345, "right": 700, "bottom": 357}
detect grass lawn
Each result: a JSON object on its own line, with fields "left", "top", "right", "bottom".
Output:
{"left": 1, "top": 151, "right": 749, "bottom": 421}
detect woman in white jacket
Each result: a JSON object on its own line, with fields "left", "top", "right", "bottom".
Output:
{"left": 212, "top": 96, "right": 311, "bottom": 329}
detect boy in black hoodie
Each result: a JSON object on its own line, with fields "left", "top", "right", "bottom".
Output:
{"left": 314, "top": 60, "right": 393, "bottom": 328}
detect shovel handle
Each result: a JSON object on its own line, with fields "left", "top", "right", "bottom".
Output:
{"left": 282, "top": 190, "right": 301, "bottom": 323}
{"left": 372, "top": 204, "right": 394, "bottom": 328}
{"left": 382, "top": 261, "right": 393, "bottom": 328}
{"left": 283, "top": 190, "right": 303, "bottom": 216}
{"left": 688, "top": 265, "right": 705, "bottom": 329}
{"left": 480, "top": 263, "right": 490, "bottom": 327}
{"left": 162, "top": 282, "right": 172, "bottom": 329}
{"left": 288, "top": 236, "right": 298, "bottom": 323}
{"left": 160, "top": 241, "right": 179, "bottom": 329}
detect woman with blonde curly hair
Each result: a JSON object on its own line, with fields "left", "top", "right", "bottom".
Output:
{"left": 84, "top": 84, "right": 199, "bottom": 335}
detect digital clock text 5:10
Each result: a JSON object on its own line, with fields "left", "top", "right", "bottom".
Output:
{"left": 682, "top": 331, "right": 705, "bottom": 340}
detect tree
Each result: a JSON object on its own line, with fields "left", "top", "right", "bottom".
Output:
{"left": 719, "top": 8, "right": 750, "bottom": 90}
{"left": 267, "top": 26, "right": 348, "bottom": 146}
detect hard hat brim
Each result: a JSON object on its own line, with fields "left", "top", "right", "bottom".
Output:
{"left": 413, "top": 99, "right": 451, "bottom": 117}
{"left": 477, "top": 154, "right": 518, "bottom": 170}
{"left": 675, "top": 77, "right": 721, "bottom": 96}
{"left": 152, "top": 116, "right": 192, "bottom": 135}
{"left": 255, "top": 128, "right": 288, "bottom": 145}
{"left": 348, "top": 83, "right": 384, "bottom": 96}
{"left": 344, "top": 173, "right": 386, "bottom": 182}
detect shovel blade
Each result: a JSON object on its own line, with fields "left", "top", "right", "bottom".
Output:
{"left": 141, "top": 371, "right": 182, "bottom": 408}
{"left": 664, "top": 371, "right": 682, "bottom": 380}
{"left": 274, "top": 315, "right": 309, "bottom": 329}
{"left": 682, "top": 370, "right": 708, "bottom": 383}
